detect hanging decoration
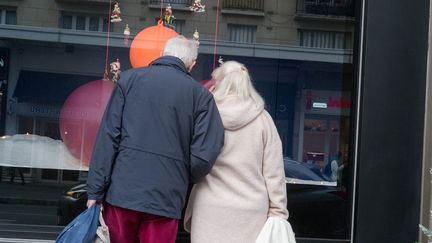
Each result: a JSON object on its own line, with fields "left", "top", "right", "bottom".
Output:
{"left": 193, "top": 29, "right": 200, "bottom": 45}
{"left": 123, "top": 24, "right": 131, "bottom": 46}
{"left": 110, "top": 58, "right": 121, "bottom": 82}
{"left": 213, "top": 0, "right": 220, "bottom": 69}
{"left": 190, "top": 0, "right": 206, "bottom": 12}
{"left": 60, "top": 80, "right": 115, "bottom": 166}
{"left": 163, "top": 4, "right": 176, "bottom": 29}
{"left": 111, "top": 1, "right": 122, "bottom": 23}
{"left": 218, "top": 56, "right": 224, "bottom": 66}
{"left": 129, "top": 20, "right": 178, "bottom": 68}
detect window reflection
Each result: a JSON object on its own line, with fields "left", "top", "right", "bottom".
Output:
{"left": 0, "top": 0, "right": 355, "bottom": 241}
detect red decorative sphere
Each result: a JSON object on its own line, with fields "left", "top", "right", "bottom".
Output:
{"left": 130, "top": 21, "right": 178, "bottom": 68}
{"left": 59, "top": 80, "right": 115, "bottom": 166}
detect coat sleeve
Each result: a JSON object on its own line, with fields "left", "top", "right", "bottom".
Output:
{"left": 86, "top": 83, "right": 125, "bottom": 201}
{"left": 262, "top": 111, "right": 289, "bottom": 219}
{"left": 189, "top": 93, "right": 224, "bottom": 183}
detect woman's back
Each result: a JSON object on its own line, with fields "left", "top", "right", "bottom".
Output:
{"left": 184, "top": 61, "right": 288, "bottom": 243}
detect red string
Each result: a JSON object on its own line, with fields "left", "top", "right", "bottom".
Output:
{"left": 159, "top": 0, "right": 164, "bottom": 21}
{"left": 213, "top": 0, "right": 220, "bottom": 70}
{"left": 104, "top": 0, "right": 113, "bottom": 80}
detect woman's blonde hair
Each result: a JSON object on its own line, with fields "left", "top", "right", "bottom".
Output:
{"left": 212, "top": 61, "right": 264, "bottom": 108}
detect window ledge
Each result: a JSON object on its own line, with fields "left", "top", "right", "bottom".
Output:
{"left": 295, "top": 13, "right": 355, "bottom": 22}
{"left": 221, "top": 9, "right": 265, "bottom": 17}
{"left": 148, "top": 4, "right": 192, "bottom": 12}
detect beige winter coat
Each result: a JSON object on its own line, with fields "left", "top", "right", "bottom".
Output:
{"left": 184, "top": 95, "right": 289, "bottom": 243}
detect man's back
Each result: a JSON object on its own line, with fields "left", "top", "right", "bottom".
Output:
{"left": 87, "top": 56, "right": 224, "bottom": 219}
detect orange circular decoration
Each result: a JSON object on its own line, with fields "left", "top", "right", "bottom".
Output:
{"left": 130, "top": 20, "right": 178, "bottom": 68}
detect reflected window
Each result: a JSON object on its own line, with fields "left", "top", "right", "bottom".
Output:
{"left": 149, "top": 0, "right": 191, "bottom": 7}
{"left": 60, "top": 12, "right": 109, "bottom": 32}
{"left": 228, "top": 24, "right": 257, "bottom": 43}
{"left": 0, "top": 8, "right": 17, "bottom": 25}
{"left": 299, "top": 29, "right": 352, "bottom": 49}
{"left": 174, "top": 19, "right": 185, "bottom": 35}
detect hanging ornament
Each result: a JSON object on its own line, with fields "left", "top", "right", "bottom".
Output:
{"left": 60, "top": 80, "right": 115, "bottom": 166}
{"left": 193, "top": 29, "right": 200, "bottom": 45}
{"left": 110, "top": 58, "right": 121, "bottom": 82}
{"left": 130, "top": 20, "right": 178, "bottom": 68}
{"left": 111, "top": 1, "right": 122, "bottom": 23}
{"left": 123, "top": 24, "right": 131, "bottom": 46}
{"left": 163, "top": 4, "right": 176, "bottom": 29}
{"left": 190, "top": 0, "right": 206, "bottom": 12}
{"left": 218, "top": 56, "right": 224, "bottom": 66}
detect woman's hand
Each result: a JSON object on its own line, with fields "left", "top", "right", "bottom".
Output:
{"left": 86, "top": 199, "right": 97, "bottom": 208}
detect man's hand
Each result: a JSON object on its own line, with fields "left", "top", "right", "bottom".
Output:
{"left": 86, "top": 199, "right": 97, "bottom": 208}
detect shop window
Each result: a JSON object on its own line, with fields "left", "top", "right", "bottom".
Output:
{"left": 0, "top": 8, "right": 17, "bottom": 25}
{"left": 298, "top": 29, "right": 352, "bottom": 49}
{"left": 228, "top": 24, "right": 257, "bottom": 43}
{"left": 60, "top": 13, "right": 109, "bottom": 32}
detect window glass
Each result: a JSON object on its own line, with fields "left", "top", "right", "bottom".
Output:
{"left": 174, "top": 20, "right": 185, "bottom": 35}
{"left": 5, "top": 10, "right": 16, "bottom": 25}
{"left": 75, "top": 16, "right": 86, "bottom": 30}
{"left": 62, "top": 15, "right": 73, "bottom": 29}
{"left": 228, "top": 24, "right": 257, "bottom": 43}
{"left": 102, "top": 17, "right": 109, "bottom": 32}
{"left": 89, "top": 17, "right": 99, "bottom": 31}
{"left": 0, "top": 0, "right": 356, "bottom": 241}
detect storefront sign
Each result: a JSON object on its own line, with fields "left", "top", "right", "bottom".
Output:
{"left": 16, "top": 103, "right": 61, "bottom": 118}
{"left": 305, "top": 90, "right": 351, "bottom": 116}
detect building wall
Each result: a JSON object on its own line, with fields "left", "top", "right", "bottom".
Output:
{"left": 0, "top": 0, "right": 354, "bottom": 47}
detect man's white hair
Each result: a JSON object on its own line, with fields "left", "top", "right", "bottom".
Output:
{"left": 212, "top": 61, "right": 265, "bottom": 108}
{"left": 163, "top": 35, "right": 198, "bottom": 68}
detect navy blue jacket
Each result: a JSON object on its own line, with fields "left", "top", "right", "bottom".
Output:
{"left": 86, "top": 56, "right": 224, "bottom": 219}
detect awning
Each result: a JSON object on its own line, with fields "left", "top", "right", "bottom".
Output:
{"left": 13, "top": 70, "right": 100, "bottom": 104}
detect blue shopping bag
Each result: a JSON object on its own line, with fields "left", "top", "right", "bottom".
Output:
{"left": 56, "top": 204, "right": 101, "bottom": 243}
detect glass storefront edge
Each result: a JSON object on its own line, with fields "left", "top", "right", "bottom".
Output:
{"left": 0, "top": 0, "right": 357, "bottom": 240}
{"left": 0, "top": 40, "right": 355, "bottom": 241}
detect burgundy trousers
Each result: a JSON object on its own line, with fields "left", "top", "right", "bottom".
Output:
{"left": 103, "top": 203, "right": 179, "bottom": 243}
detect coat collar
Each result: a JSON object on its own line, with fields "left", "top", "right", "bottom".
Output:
{"left": 150, "top": 56, "right": 188, "bottom": 74}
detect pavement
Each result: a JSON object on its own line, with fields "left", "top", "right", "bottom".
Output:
{"left": 0, "top": 182, "right": 71, "bottom": 242}
{"left": 0, "top": 182, "right": 192, "bottom": 243}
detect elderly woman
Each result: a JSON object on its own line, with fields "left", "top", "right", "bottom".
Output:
{"left": 185, "top": 61, "right": 288, "bottom": 243}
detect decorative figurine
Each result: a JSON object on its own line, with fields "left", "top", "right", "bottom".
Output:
{"left": 110, "top": 58, "right": 121, "bottom": 82}
{"left": 111, "top": 2, "right": 122, "bottom": 23}
{"left": 190, "top": 0, "right": 205, "bottom": 13}
{"left": 123, "top": 24, "right": 130, "bottom": 46}
{"left": 163, "top": 4, "right": 176, "bottom": 29}
{"left": 193, "top": 29, "right": 200, "bottom": 45}
{"left": 218, "top": 56, "right": 224, "bottom": 65}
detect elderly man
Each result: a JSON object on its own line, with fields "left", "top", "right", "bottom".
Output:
{"left": 86, "top": 35, "right": 224, "bottom": 243}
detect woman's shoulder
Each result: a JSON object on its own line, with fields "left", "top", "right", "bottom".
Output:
{"left": 257, "top": 109, "right": 276, "bottom": 125}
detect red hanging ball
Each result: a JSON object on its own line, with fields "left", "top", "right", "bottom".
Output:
{"left": 59, "top": 80, "right": 115, "bottom": 166}
{"left": 130, "top": 20, "right": 178, "bottom": 68}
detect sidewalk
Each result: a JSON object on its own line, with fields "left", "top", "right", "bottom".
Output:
{"left": 0, "top": 182, "right": 70, "bottom": 206}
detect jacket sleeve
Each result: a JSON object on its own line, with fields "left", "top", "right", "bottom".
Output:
{"left": 262, "top": 111, "right": 289, "bottom": 219}
{"left": 189, "top": 94, "right": 224, "bottom": 183}
{"left": 86, "top": 83, "right": 125, "bottom": 201}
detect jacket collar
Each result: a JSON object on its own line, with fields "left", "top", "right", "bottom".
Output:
{"left": 150, "top": 56, "right": 188, "bottom": 74}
